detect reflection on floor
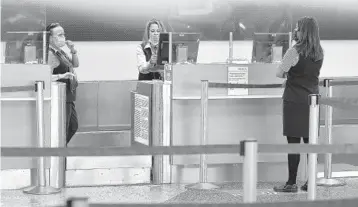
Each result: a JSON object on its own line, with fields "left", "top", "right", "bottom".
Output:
{"left": 1, "top": 178, "right": 358, "bottom": 207}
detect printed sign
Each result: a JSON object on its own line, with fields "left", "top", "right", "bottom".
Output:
{"left": 272, "top": 46, "right": 283, "bottom": 63}
{"left": 228, "top": 66, "right": 249, "bottom": 96}
{"left": 134, "top": 94, "right": 150, "bottom": 145}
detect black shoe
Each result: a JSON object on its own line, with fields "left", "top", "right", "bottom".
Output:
{"left": 301, "top": 181, "right": 308, "bottom": 191}
{"left": 273, "top": 183, "right": 298, "bottom": 193}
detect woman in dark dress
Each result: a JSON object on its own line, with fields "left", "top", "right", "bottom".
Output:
{"left": 46, "top": 23, "right": 79, "bottom": 145}
{"left": 136, "top": 19, "right": 167, "bottom": 80}
{"left": 274, "top": 16, "right": 324, "bottom": 193}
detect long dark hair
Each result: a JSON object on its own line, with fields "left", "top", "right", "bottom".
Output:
{"left": 45, "top": 22, "right": 61, "bottom": 62}
{"left": 294, "top": 16, "right": 324, "bottom": 61}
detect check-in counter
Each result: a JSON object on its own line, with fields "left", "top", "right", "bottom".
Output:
{"left": 156, "top": 63, "right": 358, "bottom": 183}
{"left": 1, "top": 75, "right": 152, "bottom": 189}
{"left": 2, "top": 63, "right": 357, "bottom": 190}
{"left": 167, "top": 63, "right": 289, "bottom": 183}
{"left": 66, "top": 80, "right": 151, "bottom": 187}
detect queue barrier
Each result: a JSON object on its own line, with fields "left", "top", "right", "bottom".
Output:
{"left": 2, "top": 143, "right": 358, "bottom": 203}
{"left": 2, "top": 79, "right": 358, "bottom": 202}
{"left": 60, "top": 197, "right": 358, "bottom": 207}
{"left": 196, "top": 79, "right": 358, "bottom": 201}
{"left": 2, "top": 142, "right": 358, "bottom": 206}
{"left": 1, "top": 85, "right": 36, "bottom": 93}
{"left": 194, "top": 79, "right": 358, "bottom": 195}
{"left": 1, "top": 81, "right": 66, "bottom": 195}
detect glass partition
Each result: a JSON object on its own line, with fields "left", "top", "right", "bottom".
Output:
{"left": 1, "top": 1, "right": 358, "bottom": 43}
{"left": 1, "top": 0, "right": 46, "bottom": 64}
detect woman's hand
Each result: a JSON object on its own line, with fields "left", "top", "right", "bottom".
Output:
{"left": 150, "top": 54, "right": 157, "bottom": 65}
{"left": 282, "top": 79, "right": 287, "bottom": 87}
{"left": 66, "top": 40, "right": 77, "bottom": 54}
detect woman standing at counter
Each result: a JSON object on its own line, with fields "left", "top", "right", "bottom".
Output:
{"left": 274, "top": 16, "right": 324, "bottom": 193}
{"left": 46, "top": 22, "right": 79, "bottom": 145}
{"left": 136, "top": 19, "right": 167, "bottom": 80}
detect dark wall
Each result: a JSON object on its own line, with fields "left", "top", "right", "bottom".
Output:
{"left": 2, "top": 0, "right": 358, "bottom": 41}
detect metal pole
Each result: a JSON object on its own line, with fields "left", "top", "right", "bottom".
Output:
{"left": 49, "top": 82, "right": 67, "bottom": 189}
{"left": 228, "top": 32, "right": 233, "bottom": 63}
{"left": 308, "top": 94, "right": 320, "bottom": 200}
{"left": 288, "top": 32, "right": 292, "bottom": 48}
{"left": 42, "top": 31, "right": 47, "bottom": 64}
{"left": 242, "top": 139, "right": 258, "bottom": 203}
{"left": 186, "top": 80, "right": 218, "bottom": 190}
{"left": 200, "top": 80, "right": 209, "bottom": 183}
{"left": 67, "top": 197, "right": 89, "bottom": 207}
{"left": 152, "top": 80, "right": 164, "bottom": 185}
{"left": 23, "top": 81, "right": 61, "bottom": 195}
{"left": 169, "top": 32, "right": 173, "bottom": 64}
{"left": 162, "top": 81, "right": 172, "bottom": 184}
{"left": 317, "top": 79, "right": 346, "bottom": 187}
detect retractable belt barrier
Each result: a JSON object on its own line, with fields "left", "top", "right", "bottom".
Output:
{"left": 1, "top": 81, "right": 62, "bottom": 195}
{"left": 59, "top": 197, "right": 358, "bottom": 207}
{"left": 1, "top": 85, "right": 36, "bottom": 93}
{"left": 1, "top": 79, "right": 358, "bottom": 203}
{"left": 2, "top": 143, "right": 358, "bottom": 157}
{"left": 196, "top": 79, "right": 358, "bottom": 202}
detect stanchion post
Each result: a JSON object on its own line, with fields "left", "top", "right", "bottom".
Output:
{"left": 42, "top": 31, "right": 47, "bottom": 64}
{"left": 308, "top": 94, "right": 320, "bottom": 200}
{"left": 49, "top": 82, "right": 67, "bottom": 189}
{"left": 23, "top": 81, "right": 61, "bottom": 195}
{"left": 169, "top": 32, "right": 172, "bottom": 64}
{"left": 317, "top": 79, "right": 346, "bottom": 187}
{"left": 67, "top": 197, "right": 89, "bottom": 207}
{"left": 228, "top": 32, "right": 233, "bottom": 63}
{"left": 241, "top": 139, "right": 258, "bottom": 203}
{"left": 186, "top": 80, "right": 219, "bottom": 190}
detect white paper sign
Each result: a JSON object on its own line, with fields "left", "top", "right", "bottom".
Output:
{"left": 228, "top": 66, "right": 249, "bottom": 96}
{"left": 134, "top": 94, "right": 150, "bottom": 145}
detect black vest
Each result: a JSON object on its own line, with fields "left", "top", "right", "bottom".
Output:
{"left": 283, "top": 54, "right": 323, "bottom": 104}
{"left": 50, "top": 49, "right": 77, "bottom": 102}
{"left": 138, "top": 43, "right": 161, "bottom": 81}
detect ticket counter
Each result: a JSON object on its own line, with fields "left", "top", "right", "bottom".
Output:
{"left": 133, "top": 63, "right": 358, "bottom": 184}
{"left": 2, "top": 63, "right": 358, "bottom": 190}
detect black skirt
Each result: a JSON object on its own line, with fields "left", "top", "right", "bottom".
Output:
{"left": 283, "top": 100, "right": 310, "bottom": 138}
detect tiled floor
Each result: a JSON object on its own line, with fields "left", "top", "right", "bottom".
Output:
{"left": 1, "top": 178, "right": 358, "bottom": 207}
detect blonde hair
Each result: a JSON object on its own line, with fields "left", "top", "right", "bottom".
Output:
{"left": 142, "top": 19, "right": 167, "bottom": 44}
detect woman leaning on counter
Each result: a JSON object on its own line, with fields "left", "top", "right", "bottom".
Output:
{"left": 274, "top": 16, "right": 324, "bottom": 193}
{"left": 136, "top": 19, "right": 167, "bottom": 81}
{"left": 46, "top": 22, "right": 79, "bottom": 145}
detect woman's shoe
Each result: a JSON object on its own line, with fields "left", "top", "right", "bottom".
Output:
{"left": 273, "top": 183, "right": 298, "bottom": 193}
{"left": 301, "top": 181, "right": 308, "bottom": 191}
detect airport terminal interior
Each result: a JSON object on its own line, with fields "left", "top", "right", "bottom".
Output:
{"left": 1, "top": 0, "right": 358, "bottom": 207}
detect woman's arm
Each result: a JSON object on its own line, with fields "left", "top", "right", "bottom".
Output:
{"left": 71, "top": 51, "right": 79, "bottom": 68}
{"left": 136, "top": 45, "right": 152, "bottom": 74}
{"left": 276, "top": 47, "right": 299, "bottom": 78}
{"left": 66, "top": 40, "right": 79, "bottom": 67}
{"left": 48, "top": 52, "right": 62, "bottom": 81}
{"left": 48, "top": 51, "right": 74, "bottom": 81}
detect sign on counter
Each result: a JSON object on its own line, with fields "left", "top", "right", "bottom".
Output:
{"left": 134, "top": 94, "right": 150, "bottom": 146}
{"left": 227, "top": 66, "right": 249, "bottom": 96}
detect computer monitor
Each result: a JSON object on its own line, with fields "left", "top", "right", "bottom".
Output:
{"left": 157, "top": 33, "right": 200, "bottom": 66}
{"left": 251, "top": 33, "right": 290, "bottom": 63}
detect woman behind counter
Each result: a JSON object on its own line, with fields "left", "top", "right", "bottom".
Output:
{"left": 136, "top": 19, "right": 167, "bottom": 80}
{"left": 274, "top": 16, "right": 324, "bottom": 193}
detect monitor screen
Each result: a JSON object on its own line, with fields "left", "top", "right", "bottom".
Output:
{"left": 251, "top": 33, "right": 290, "bottom": 63}
{"left": 157, "top": 33, "right": 200, "bottom": 66}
